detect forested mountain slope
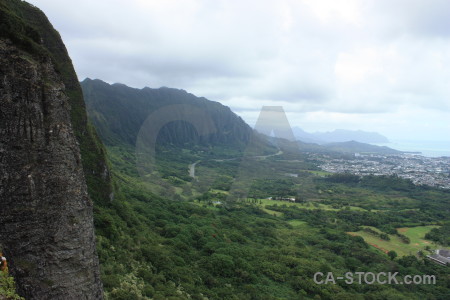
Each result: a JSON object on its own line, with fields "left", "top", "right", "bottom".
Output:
{"left": 81, "top": 78, "right": 255, "bottom": 150}
{"left": 83, "top": 82, "right": 450, "bottom": 299}
{"left": 2, "top": 1, "right": 449, "bottom": 300}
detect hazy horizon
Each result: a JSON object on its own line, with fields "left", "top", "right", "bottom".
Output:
{"left": 81, "top": 77, "right": 450, "bottom": 151}
{"left": 28, "top": 0, "right": 450, "bottom": 143}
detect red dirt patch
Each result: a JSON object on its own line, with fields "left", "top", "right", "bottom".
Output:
{"left": 368, "top": 242, "right": 389, "bottom": 254}
{"left": 398, "top": 228, "right": 408, "bottom": 233}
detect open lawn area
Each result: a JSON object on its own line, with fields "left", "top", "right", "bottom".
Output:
{"left": 348, "top": 225, "right": 440, "bottom": 257}
{"left": 397, "top": 225, "right": 440, "bottom": 242}
{"left": 288, "top": 220, "right": 307, "bottom": 227}
{"left": 257, "top": 198, "right": 366, "bottom": 212}
{"left": 262, "top": 207, "right": 284, "bottom": 217}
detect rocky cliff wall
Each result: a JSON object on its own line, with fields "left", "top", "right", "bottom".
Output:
{"left": 0, "top": 38, "right": 103, "bottom": 299}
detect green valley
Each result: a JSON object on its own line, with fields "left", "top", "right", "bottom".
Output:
{"left": 2, "top": 1, "right": 450, "bottom": 299}
{"left": 82, "top": 80, "right": 450, "bottom": 299}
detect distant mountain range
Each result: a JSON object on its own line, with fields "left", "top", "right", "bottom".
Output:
{"left": 81, "top": 79, "right": 400, "bottom": 155}
{"left": 321, "top": 140, "right": 399, "bottom": 154}
{"left": 292, "top": 127, "right": 389, "bottom": 144}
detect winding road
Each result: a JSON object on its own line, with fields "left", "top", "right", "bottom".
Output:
{"left": 188, "top": 160, "right": 201, "bottom": 179}
{"left": 188, "top": 150, "right": 283, "bottom": 179}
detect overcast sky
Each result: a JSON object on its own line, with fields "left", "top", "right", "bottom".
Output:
{"left": 28, "top": 0, "right": 450, "bottom": 142}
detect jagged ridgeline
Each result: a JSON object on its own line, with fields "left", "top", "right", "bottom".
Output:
{"left": 81, "top": 80, "right": 403, "bottom": 158}
{"left": 81, "top": 79, "right": 269, "bottom": 152}
{"left": 0, "top": 0, "right": 112, "bottom": 298}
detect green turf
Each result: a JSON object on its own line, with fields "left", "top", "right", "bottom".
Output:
{"left": 288, "top": 220, "right": 307, "bottom": 227}
{"left": 349, "top": 225, "right": 440, "bottom": 257}
{"left": 262, "top": 207, "right": 284, "bottom": 217}
{"left": 257, "top": 198, "right": 366, "bottom": 212}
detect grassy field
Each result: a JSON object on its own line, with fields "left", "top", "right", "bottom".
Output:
{"left": 262, "top": 207, "right": 284, "bottom": 217}
{"left": 257, "top": 198, "right": 366, "bottom": 212}
{"left": 348, "top": 225, "right": 440, "bottom": 257}
{"left": 397, "top": 225, "right": 439, "bottom": 242}
{"left": 191, "top": 196, "right": 369, "bottom": 217}
{"left": 288, "top": 220, "right": 307, "bottom": 227}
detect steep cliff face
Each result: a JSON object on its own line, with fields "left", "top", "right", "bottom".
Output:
{"left": 0, "top": 0, "right": 113, "bottom": 206}
{"left": 0, "top": 1, "right": 106, "bottom": 299}
{"left": 0, "top": 38, "right": 103, "bottom": 300}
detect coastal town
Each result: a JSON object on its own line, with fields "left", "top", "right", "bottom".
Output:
{"left": 315, "top": 153, "right": 450, "bottom": 189}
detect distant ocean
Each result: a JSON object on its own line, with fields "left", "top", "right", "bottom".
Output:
{"left": 374, "top": 140, "right": 450, "bottom": 157}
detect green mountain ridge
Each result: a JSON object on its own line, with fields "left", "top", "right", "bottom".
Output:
{"left": 82, "top": 79, "right": 401, "bottom": 157}
{"left": 81, "top": 78, "right": 256, "bottom": 151}
{"left": 2, "top": 1, "right": 450, "bottom": 299}
{"left": 81, "top": 78, "right": 450, "bottom": 300}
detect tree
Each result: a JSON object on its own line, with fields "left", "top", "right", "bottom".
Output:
{"left": 388, "top": 250, "right": 397, "bottom": 260}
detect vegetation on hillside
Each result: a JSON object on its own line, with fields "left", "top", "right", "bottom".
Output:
{"left": 89, "top": 136, "right": 450, "bottom": 299}
{"left": 0, "top": 271, "right": 24, "bottom": 300}
{"left": 81, "top": 78, "right": 450, "bottom": 298}
{"left": 426, "top": 223, "right": 450, "bottom": 246}
{"left": 2, "top": 1, "right": 449, "bottom": 299}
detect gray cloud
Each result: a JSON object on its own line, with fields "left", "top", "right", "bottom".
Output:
{"left": 366, "top": 0, "right": 450, "bottom": 39}
{"left": 28, "top": 0, "right": 450, "bottom": 141}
